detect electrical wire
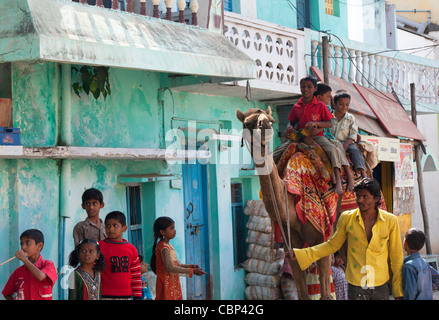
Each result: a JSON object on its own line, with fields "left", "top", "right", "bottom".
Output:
{"left": 286, "top": 0, "right": 439, "bottom": 106}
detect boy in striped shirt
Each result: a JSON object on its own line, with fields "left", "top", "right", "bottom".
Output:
{"left": 99, "top": 211, "right": 142, "bottom": 300}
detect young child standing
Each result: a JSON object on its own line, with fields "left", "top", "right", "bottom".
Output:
{"left": 73, "top": 188, "right": 106, "bottom": 246}
{"left": 150, "top": 216, "right": 206, "bottom": 300}
{"left": 2, "top": 229, "right": 58, "bottom": 300}
{"left": 99, "top": 211, "right": 142, "bottom": 300}
{"left": 331, "top": 251, "right": 348, "bottom": 300}
{"left": 286, "top": 76, "right": 354, "bottom": 193}
{"left": 139, "top": 254, "right": 153, "bottom": 300}
{"left": 68, "top": 239, "right": 106, "bottom": 300}
{"left": 403, "top": 228, "right": 433, "bottom": 300}
{"left": 331, "top": 90, "right": 368, "bottom": 178}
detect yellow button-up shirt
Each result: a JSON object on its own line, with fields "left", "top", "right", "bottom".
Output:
{"left": 294, "top": 208, "right": 404, "bottom": 297}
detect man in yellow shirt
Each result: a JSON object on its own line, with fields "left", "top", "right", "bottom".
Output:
{"left": 290, "top": 178, "right": 404, "bottom": 300}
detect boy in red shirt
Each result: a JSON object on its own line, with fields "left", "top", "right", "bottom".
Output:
{"left": 2, "top": 229, "right": 57, "bottom": 300}
{"left": 99, "top": 211, "right": 142, "bottom": 299}
{"left": 283, "top": 76, "right": 353, "bottom": 194}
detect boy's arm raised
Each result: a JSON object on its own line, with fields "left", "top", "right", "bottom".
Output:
{"left": 15, "top": 250, "right": 47, "bottom": 282}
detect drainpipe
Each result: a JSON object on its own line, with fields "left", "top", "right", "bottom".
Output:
{"left": 396, "top": 9, "right": 431, "bottom": 24}
{"left": 396, "top": 9, "right": 431, "bottom": 33}
{"left": 58, "top": 63, "right": 72, "bottom": 300}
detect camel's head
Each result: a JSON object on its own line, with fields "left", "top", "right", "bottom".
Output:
{"left": 236, "top": 106, "right": 275, "bottom": 147}
{"left": 236, "top": 107, "right": 275, "bottom": 171}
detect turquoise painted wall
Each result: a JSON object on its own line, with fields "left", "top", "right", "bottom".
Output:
{"left": 309, "top": 0, "right": 348, "bottom": 39}
{"left": 1, "top": 60, "right": 271, "bottom": 300}
{"left": 256, "top": 0, "right": 297, "bottom": 29}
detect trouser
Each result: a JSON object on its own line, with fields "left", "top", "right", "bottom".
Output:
{"left": 312, "top": 135, "right": 349, "bottom": 169}
{"left": 348, "top": 283, "right": 389, "bottom": 300}
{"left": 346, "top": 143, "right": 366, "bottom": 171}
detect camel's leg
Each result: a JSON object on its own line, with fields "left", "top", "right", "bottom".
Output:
{"left": 287, "top": 258, "right": 309, "bottom": 300}
{"left": 316, "top": 255, "right": 333, "bottom": 300}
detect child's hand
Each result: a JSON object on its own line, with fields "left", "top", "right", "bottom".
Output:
{"left": 305, "top": 122, "right": 318, "bottom": 130}
{"left": 284, "top": 125, "right": 294, "bottom": 139}
{"left": 193, "top": 268, "right": 207, "bottom": 276}
{"left": 15, "top": 250, "right": 27, "bottom": 262}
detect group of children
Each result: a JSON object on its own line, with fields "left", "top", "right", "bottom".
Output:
{"left": 2, "top": 188, "right": 205, "bottom": 300}
{"left": 274, "top": 75, "right": 368, "bottom": 194}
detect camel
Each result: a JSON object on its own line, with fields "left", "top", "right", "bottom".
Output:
{"left": 236, "top": 106, "right": 333, "bottom": 300}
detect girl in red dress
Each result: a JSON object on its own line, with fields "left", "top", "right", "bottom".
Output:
{"left": 150, "top": 217, "right": 206, "bottom": 300}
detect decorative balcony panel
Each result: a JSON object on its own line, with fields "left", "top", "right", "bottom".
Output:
{"left": 223, "top": 11, "right": 306, "bottom": 103}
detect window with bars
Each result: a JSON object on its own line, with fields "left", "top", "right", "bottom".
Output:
{"left": 231, "top": 183, "right": 246, "bottom": 267}
{"left": 325, "top": 0, "right": 334, "bottom": 15}
{"left": 126, "top": 185, "right": 143, "bottom": 256}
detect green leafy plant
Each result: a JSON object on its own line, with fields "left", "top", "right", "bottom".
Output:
{"left": 72, "top": 66, "right": 111, "bottom": 100}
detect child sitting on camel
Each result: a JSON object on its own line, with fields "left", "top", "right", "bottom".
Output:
{"left": 275, "top": 76, "right": 354, "bottom": 194}
{"left": 331, "top": 90, "right": 368, "bottom": 178}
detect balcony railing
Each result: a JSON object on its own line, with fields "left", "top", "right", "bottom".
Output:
{"left": 310, "top": 37, "right": 439, "bottom": 111}
{"left": 69, "top": 0, "right": 199, "bottom": 24}
{"left": 224, "top": 11, "right": 306, "bottom": 101}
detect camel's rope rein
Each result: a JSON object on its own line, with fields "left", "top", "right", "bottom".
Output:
{"left": 242, "top": 136, "right": 292, "bottom": 253}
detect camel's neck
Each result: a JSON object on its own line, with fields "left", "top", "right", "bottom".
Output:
{"left": 255, "top": 156, "right": 285, "bottom": 210}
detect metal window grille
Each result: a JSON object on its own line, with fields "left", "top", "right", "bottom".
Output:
{"left": 126, "top": 185, "right": 143, "bottom": 255}
{"left": 231, "top": 183, "right": 246, "bottom": 267}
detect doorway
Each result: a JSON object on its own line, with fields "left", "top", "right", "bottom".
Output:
{"left": 182, "top": 161, "right": 211, "bottom": 299}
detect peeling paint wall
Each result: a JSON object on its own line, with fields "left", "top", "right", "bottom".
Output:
{"left": 1, "top": 60, "right": 271, "bottom": 300}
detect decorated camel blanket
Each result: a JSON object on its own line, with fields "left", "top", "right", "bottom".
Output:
{"left": 276, "top": 137, "right": 385, "bottom": 240}
{"left": 277, "top": 140, "right": 338, "bottom": 240}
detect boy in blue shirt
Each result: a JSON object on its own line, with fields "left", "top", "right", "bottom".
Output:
{"left": 403, "top": 228, "right": 433, "bottom": 300}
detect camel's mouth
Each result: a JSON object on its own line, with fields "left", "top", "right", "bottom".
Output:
{"left": 242, "top": 112, "right": 274, "bottom": 145}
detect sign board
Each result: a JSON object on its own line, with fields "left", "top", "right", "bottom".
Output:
{"left": 354, "top": 84, "right": 425, "bottom": 141}
{"left": 395, "top": 143, "right": 414, "bottom": 187}
{"left": 361, "top": 135, "right": 400, "bottom": 162}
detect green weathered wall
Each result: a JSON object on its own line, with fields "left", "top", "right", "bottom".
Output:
{"left": 1, "top": 60, "right": 271, "bottom": 300}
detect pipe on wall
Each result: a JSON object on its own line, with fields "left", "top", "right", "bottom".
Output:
{"left": 57, "top": 63, "right": 72, "bottom": 300}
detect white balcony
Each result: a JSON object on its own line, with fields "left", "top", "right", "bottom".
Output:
{"left": 309, "top": 34, "right": 439, "bottom": 113}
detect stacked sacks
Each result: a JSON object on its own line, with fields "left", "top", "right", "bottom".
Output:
{"left": 243, "top": 200, "right": 284, "bottom": 300}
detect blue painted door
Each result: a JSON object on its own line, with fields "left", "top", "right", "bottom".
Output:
{"left": 296, "top": 0, "right": 310, "bottom": 29}
{"left": 182, "top": 161, "right": 210, "bottom": 300}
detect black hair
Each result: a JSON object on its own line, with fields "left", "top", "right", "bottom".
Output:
{"left": 139, "top": 254, "right": 144, "bottom": 263}
{"left": 405, "top": 228, "right": 426, "bottom": 251}
{"left": 299, "top": 75, "right": 318, "bottom": 87}
{"left": 353, "top": 177, "right": 382, "bottom": 209}
{"left": 150, "top": 216, "right": 175, "bottom": 274}
{"left": 315, "top": 82, "right": 332, "bottom": 96}
{"left": 333, "top": 89, "right": 351, "bottom": 105}
{"left": 105, "top": 211, "right": 126, "bottom": 227}
{"left": 68, "top": 239, "right": 106, "bottom": 272}
{"left": 82, "top": 188, "right": 104, "bottom": 204}
{"left": 20, "top": 229, "right": 44, "bottom": 246}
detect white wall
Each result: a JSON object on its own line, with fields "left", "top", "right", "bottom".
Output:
{"left": 397, "top": 29, "right": 439, "bottom": 60}
{"left": 412, "top": 114, "right": 439, "bottom": 254}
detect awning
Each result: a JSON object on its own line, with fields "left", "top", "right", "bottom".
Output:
{"left": 354, "top": 84, "right": 426, "bottom": 141}
{"left": 353, "top": 112, "right": 390, "bottom": 137}
{"left": 311, "top": 67, "right": 425, "bottom": 141}
{"left": 0, "top": 0, "right": 256, "bottom": 80}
